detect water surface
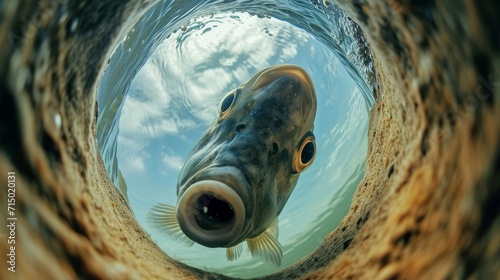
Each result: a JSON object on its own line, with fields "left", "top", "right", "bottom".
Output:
{"left": 97, "top": 1, "right": 372, "bottom": 278}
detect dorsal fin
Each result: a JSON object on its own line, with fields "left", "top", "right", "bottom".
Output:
{"left": 246, "top": 218, "right": 282, "bottom": 266}
{"left": 147, "top": 203, "right": 194, "bottom": 246}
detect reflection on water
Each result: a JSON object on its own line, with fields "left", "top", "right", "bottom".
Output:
{"left": 98, "top": 2, "right": 370, "bottom": 278}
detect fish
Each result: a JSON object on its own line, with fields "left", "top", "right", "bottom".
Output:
{"left": 147, "top": 64, "right": 317, "bottom": 266}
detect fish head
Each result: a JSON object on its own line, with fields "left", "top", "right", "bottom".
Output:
{"left": 175, "top": 64, "right": 317, "bottom": 248}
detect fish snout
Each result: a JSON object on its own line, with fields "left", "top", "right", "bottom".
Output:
{"left": 231, "top": 122, "right": 282, "bottom": 159}
{"left": 176, "top": 180, "right": 246, "bottom": 248}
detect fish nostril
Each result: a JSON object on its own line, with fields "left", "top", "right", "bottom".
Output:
{"left": 272, "top": 143, "right": 279, "bottom": 154}
{"left": 194, "top": 194, "right": 235, "bottom": 231}
{"left": 234, "top": 124, "right": 246, "bottom": 133}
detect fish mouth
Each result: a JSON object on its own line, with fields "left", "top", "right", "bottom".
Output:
{"left": 176, "top": 166, "right": 251, "bottom": 248}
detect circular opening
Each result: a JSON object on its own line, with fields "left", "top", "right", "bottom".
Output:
{"left": 195, "top": 194, "right": 235, "bottom": 231}
{"left": 97, "top": 1, "right": 372, "bottom": 278}
{"left": 175, "top": 179, "right": 247, "bottom": 248}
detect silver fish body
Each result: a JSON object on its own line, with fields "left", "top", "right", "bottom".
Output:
{"left": 148, "top": 64, "right": 317, "bottom": 265}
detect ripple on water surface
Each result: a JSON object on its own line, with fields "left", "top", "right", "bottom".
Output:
{"left": 98, "top": 2, "right": 371, "bottom": 278}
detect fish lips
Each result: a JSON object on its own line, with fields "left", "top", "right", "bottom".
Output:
{"left": 176, "top": 166, "right": 253, "bottom": 248}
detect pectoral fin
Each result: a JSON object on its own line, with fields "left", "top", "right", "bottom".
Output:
{"left": 226, "top": 243, "right": 244, "bottom": 261}
{"left": 147, "top": 203, "right": 194, "bottom": 246}
{"left": 246, "top": 218, "right": 282, "bottom": 266}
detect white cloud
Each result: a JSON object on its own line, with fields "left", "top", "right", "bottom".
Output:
{"left": 281, "top": 43, "right": 298, "bottom": 59}
{"left": 118, "top": 134, "right": 150, "bottom": 174}
{"left": 127, "top": 153, "right": 148, "bottom": 172}
{"left": 162, "top": 154, "right": 185, "bottom": 171}
{"left": 317, "top": 86, "right": 366, "bottom": 183}
{"left": 119, "top": 95, "right": 197, "bottom": 138}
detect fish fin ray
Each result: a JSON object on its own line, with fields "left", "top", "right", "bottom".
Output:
{"left": 246, "top": 226, "right": 283, "bottom": 266}
{"left": 147, "top": 203, "right": 194, "bottom": 247}
{"left": 226, "top": 243, "right": 244, "bottom": 261}
{"left": 267, "top": 218, "right": 279, "bottom": 240}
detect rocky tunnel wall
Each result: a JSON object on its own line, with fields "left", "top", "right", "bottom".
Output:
{"left": 0, "top": 0, "right": 498, "bottom": 279}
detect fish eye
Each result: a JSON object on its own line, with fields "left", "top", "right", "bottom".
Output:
{"left": 218, "top": 89, "right": 238, "bottom": 119}
{"left": 293, "top": 133, "right": 316, "bottom": 173}
{"left": 220, "top": 93, "right": 234, "bottom": 113}
{"left": 301, "top": 142, "right": 315, "bottom": 164}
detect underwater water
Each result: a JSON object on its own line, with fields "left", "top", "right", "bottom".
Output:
{"left": 97, "top": 0, "right": 373, "bottom": 278}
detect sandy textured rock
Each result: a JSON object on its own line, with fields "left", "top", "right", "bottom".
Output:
{"left": 0, "top": 0, "right": 498, "bottom": 279}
